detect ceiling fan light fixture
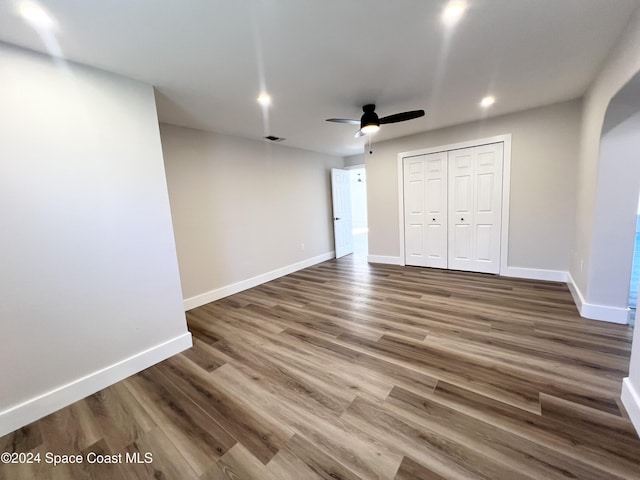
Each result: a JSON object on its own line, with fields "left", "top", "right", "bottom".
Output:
{"left": 360, "top": 107, "right": 380, "bottom": 134}
{"left": 361, "top": 124, "right": 380, "bottom": 134}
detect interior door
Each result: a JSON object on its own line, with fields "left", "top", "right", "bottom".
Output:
{"left": 404, "top": 156, "right": 427, "bottom": 266}
{"left": 473, "top": 143, "right": 503, "bottom": 273}
{"left": 448, "top": 148, "right": 475, "bottom": 271}
{"left": 448, "top": 143, "right": 503, "bottom": 273}
{"left": 331, "top": 168, "right": 354, "bottom": 258}
{"left": 404, "top": 153, "right": 448, "bottom": 267}
{"left": 424, "top": 152, "right": 448, "bottom": 268}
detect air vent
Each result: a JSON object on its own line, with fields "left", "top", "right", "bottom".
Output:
{"left": 264, "top": 135, "right": 286, "bottom": 142}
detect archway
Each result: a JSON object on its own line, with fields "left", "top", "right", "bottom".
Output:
{"left": 587, "top": 73, "right": 640, "bottom": 323}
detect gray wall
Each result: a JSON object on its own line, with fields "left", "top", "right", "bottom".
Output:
{"left": 0, "top": 43, "right": 188, "bottom": 435}
{"left": 345, "top": 154, "right": 365, "bottom": 167}
{"left": 366, "top": 100, "right": 581, "bottom": 271}
{"left": 572, "top": 7, "right": 640, "bottom": 299}
{"left": 576, "top": 7, "right": 640, "bottom": 434}
{"left": 588, "top": 112, "right": 640, "bottom": 307}
{"left": 160, "top": 124, "right": 343, "bottom": 302}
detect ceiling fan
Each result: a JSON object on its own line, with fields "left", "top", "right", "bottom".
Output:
{"left": 326, "top": 104, "right": 425, "bottom": 138}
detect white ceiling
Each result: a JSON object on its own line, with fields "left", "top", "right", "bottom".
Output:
{"left": 1, "top": 0, "right": 639, "bottom": 157}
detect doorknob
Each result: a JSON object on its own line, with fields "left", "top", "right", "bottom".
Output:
{"left": 432, "top": 218, "right": 436, "bottom": 221}
{"left": 461, "top": 218, "right": 464, "bottom": 221}
{"left": 334, "top": 217, "right": 341, "bottom": 221}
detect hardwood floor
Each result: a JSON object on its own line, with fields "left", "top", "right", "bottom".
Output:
{"left": 2, "top": 257, "right": 639, "bottom": 479}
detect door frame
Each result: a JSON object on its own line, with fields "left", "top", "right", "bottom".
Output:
{"left": 397, "top": 134, "right": 512, "bottom": 275}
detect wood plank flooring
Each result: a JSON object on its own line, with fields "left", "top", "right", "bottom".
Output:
{"left": 2, "top": 257, "right": 639, "bottom": 479}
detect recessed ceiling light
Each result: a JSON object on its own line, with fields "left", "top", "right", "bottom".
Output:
{"left": 257, "top": 93, "right": 271, "bottom": 106}
{"left": 480, "top": 96, "right": 496, "bottom": 107}
{"left": 19, "top": 2, "right": 54, "bottom": 29}
{"left": 442, "top": 1, "right": 467, "bottom": 26}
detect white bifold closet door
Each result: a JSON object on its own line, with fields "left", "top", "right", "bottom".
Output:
{"left": 403, "top": 152, "right": 448, "bottom": 268}
{"left": 403, "top": 142, "right": 503, "bottom": 274}
{"left": 448, "top": 143, "right": 503, "bottom": 273}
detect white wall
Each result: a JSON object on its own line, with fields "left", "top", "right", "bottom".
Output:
{"left": 160, "top": 124, "right": 343, "bottom": 307}
{"left": 0, "top": 43, "right": 190, "bottom": 436}
{"left": 365, "top": 100, "right": 581, "bottom": 273}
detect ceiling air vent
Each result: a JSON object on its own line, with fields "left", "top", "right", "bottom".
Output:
{"left": 264, "top": 135, "right": 285, "bottom": 142}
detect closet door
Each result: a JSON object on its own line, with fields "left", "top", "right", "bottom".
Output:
{"left": 404, "top": 153, "right": 448, "bottom": 267}
{"left": 474, "top": 143, "right": 503, "bottom": 273}
{"left": 448, "top": 148, "right": 475, "bottom": 271}
{"left": 448, "top": 143, "right": 503, "bottom": 273}
{"left": 404, "top": 156, "right": 427, "bottom": 266}
{"left": 424, "top": 152, "right": 448, "bottom": 268}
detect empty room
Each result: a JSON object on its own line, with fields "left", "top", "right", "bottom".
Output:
{"left": 3, "top": 1, "right": 640, "bottom": 479}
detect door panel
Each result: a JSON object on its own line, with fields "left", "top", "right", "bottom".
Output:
{"left": 453, "top": 224, "right": 472, "bottom": 261}
{"left": 424, "top": 153, "right": 448, "bottom": 268}
{"left": 473, "top": 143, "right": 503, "bottom": 273}
{"left": 448, "top": 148, "right": 475, "bottom": 271}
{"left": 403, "top": 153, "right": 448, "bottom": 268}
{"left": 476, "top": 224, "right": 493, "bottom": 261}
{"left": 331, "top": 168, "right": 353, "bottom": 258}
{"left": 403, "top": 158, "right": 426, "bottom": 266}
{"left": 448, "top": 144, "right": 503, "bottom": 273}
{"left": 407, "top": 224, "right": 424, "bottom": 263}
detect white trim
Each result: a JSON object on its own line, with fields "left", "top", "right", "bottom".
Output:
{"left": 397, "top": 134, "right": 512, "bottom": 272}
{"left": 367, "top": 255, "right": 402, "bottom": 265}
{"left": 622, "top": 378, "right": 640, "bottom": 437}
{"left": 566, "top": 272, "right": 630, "bottom": 324}
{"left": 183, "top": 251, "right": 335, "bottom": 311}
{"left": 0, "top": 332, "right": 192, "bottom": 437}
{"left": 580, "top": 304, "right": 630, "bottom": 324}
{"left": 397, "top": 134, "right": 514, "bottom": 159}
{"left": 566, "top": 271, "right": 585, "bottom": 312}
{"left": 500, "top": 135, "right": 512, "bottom": 276}
{"left": 397, "top": 158, "right": 406, "bottom": 266}
{"left": 502, "top": 267, "right": 568, "bottom": 282}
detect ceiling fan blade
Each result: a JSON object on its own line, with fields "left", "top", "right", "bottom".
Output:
{"left": 379, "top": 110, "right": 425, "bottom": 124}
{"left": 354, "top": 129, "right": 365, "bottom": 138}
{"left": 326, "top": 118, "right": 360, "bottom": 125}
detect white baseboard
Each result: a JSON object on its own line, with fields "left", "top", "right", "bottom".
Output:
{"left": 580, "top": 303, "right": 630, "bottom": 324}
{"left": 183, "top": 251, "right": 335, "bottom": 311}
{"left": 0, "top": 332, "right": 192, "bottom": 438}
{"left": 622, "top": 377, "right": 640, "bottom": 437}
{"left": 566, "top": 272, "right": 586, "bottom": 315}
{"left": 566, "top": 272, "right": 629, "bottom": 324}
{"left": 502, "top": 266, "right": 568, "bottom": 282}
{"left": 367, "top": 255, "right": 402, "bottom": 265}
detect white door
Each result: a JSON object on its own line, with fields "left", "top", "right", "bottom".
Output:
{"left": 473, "top": 143, "right": 504, "bottom": 273}
{"left": 448, "top": 148, "right": 474, "bottom": 271}
{"left": 448, "top": 143, "right": 503, "bottom": 273}
{"left": 403, "top": 153, "right": 448, "bottom": 267}
{"left": 404, "top": 157, "right": 426, "bottom": 266}
{"left": 331, "top": 168, "right": 354, "bottom": 258}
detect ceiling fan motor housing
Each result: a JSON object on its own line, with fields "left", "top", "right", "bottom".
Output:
{"left": 361, "top": 104, "right": 380, "bottom": 128}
